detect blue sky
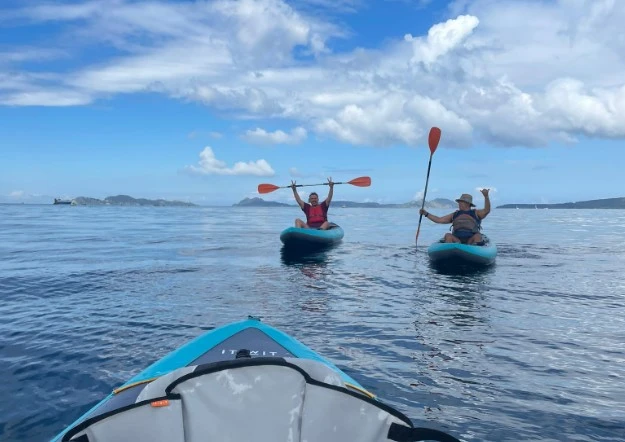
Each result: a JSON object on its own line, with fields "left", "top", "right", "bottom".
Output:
{"left": 1, "top": 0, "right": 624, "bottom": 206}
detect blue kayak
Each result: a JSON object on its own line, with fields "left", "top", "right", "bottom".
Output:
{"left": 280, "top": 223, "right": 344, "bottom": 249}
{"left": 51, "top": 316, "right": 460, "bottom": 442}
{"left": 427, "top": 234, "right": 497, "bottom": 266}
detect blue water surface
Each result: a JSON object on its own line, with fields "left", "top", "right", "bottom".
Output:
{"left": 0, "top": 205, "right": 624, "bottom": 442}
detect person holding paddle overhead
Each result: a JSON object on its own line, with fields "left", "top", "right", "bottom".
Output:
{"left": 290, "top": 177, "right": 334, "bottom": 230}
{"left": 419, "top": 188, "right": 491, "bottom": 245}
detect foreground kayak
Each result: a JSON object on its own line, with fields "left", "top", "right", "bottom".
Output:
{"left": 428, "top": 234, "right": 497, "bottom": 266}
{"left": 280, "top": 222, "right": 344, "bottom": 249}
{"left": 52, "top": 316, "right": 460, "bottom": 442}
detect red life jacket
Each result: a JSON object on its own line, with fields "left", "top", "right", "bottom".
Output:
{"left": 306, "top": 203, "right": 327, "bottom": 225}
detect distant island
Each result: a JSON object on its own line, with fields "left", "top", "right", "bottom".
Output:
{"left": 234, "top": 197, "right": 292, "bottom": 207}
{"left": 71, "top": 195, "right": 197, "bottom": 207}
{"left": 233, "top": 197, "right": 456, "bottom": 209}
{"left": 497, "top": 197, "right": 625, "bottom": 209}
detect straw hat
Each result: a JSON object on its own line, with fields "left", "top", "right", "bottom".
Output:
{"left": 455, "top": 193, "right": 475, "bottom": 207}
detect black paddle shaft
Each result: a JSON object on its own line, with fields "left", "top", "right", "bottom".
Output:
{"left": 415, "top": 153, "right": 434, "bottom": 244}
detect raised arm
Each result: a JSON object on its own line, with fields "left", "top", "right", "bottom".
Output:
{"left": 324, "top": 177, "right": 334, "bottom": 206}
{"left": 419, "top": 208, "right": 453, "bottom": 224}
{"left": 290, "top": 180, "right": 305, "bottom": 209}
{"left": 476, "top": 188, "right": 491, "bottom": 219}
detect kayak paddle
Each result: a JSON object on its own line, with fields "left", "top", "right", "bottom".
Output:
{"left": 258, "top": 176, "right": 371, "bottom": 194}
{"left": 415, "top": 127, "right": 442, "bottom": 246}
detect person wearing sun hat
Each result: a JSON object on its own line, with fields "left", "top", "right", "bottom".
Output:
{"left": 419, "top": 189, "right": 491, "bottom": 244}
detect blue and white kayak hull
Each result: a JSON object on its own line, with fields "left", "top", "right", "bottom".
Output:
{"left": 427, "top": 235, "right": 497, "bottom": 266}
{"left": 51, "top": 316, "right": 461, "bottom": 442}
{"left": 280, "top": 223, "right": 344, "bottom": 249}
{"left": 51, "top": 316, "right": 365, "bottom": 442}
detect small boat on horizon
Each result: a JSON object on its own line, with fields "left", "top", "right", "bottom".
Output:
{"left": 53, "top": 198, "right": 73, "bottom": 205}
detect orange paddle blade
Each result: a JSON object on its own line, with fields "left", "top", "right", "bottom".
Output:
{"left": 257, "top": 183, "right": 280, "bottom": 194}
{"left": 348, "top": 176, "right": 371, "bottom": 187}
{"left": 428, "top": 127, "right": 441, "bottom": 154}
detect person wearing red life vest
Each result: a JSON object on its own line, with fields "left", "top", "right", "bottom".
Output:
{"left": 290, "top": 177, "right": 334, "bottom": 230}
{"left": 419, "top": 189, "right": 491, "bottom": 244}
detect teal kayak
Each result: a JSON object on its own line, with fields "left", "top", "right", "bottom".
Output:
{"left": 428, "top": 234, "right": 497, "bottom": 266}
{"left": 51, "top": 316, "right": 460, "bottom": 442}
{"left": 280, "top": 223, "right": 344, "bottom": 249}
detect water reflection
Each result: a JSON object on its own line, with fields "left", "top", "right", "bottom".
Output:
{"left": 279, "top": 246, "right": 332, "bottom": 266}
{"left": 407, "top": 262, "right": 494, "bottom": 412}
{"left": 279, "top": 246, "right": 333, "bottom": 313}
{"left": 300, "top": 295, "right": 330, "bottom": 313}
{"left": 409, "top": 252, "right": 495, "bottom": 373}
{"left": 428, "top": 260, "right": 497, "bottom": 276}
{"left": 280, "top": 246, "right": 332, "bottom": 280}
{"left": 427, "top": 263, "right": 493, "bottom": 324}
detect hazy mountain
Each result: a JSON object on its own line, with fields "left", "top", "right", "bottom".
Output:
{"left": 233, "top": 197, "right": 457, "bottom": 208}
{"left": 233, "top": 197, "right": 292, "bottom": 207}
{"left": 73, "top": 195, "right": 197, "bottom": 207}
{"left": 497, "top": 197, "right": 625, "bottom": 209}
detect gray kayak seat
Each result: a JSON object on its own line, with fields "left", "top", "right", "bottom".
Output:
{"left": 62, "top": 357, "right": 461, "bottom": 442}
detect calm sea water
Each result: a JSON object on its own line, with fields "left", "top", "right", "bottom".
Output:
{"left": 1, "top": 204, "right": 624, "bottom": 442}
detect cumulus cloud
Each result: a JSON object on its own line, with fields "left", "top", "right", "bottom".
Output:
{"left": 185, "top": 146, "right": 275, "bottom": 176}
{"left": 2, "top": 0, "right": 625, "bottom": 147}
{"left": 243, "top": 127, "right": 307, "bottom": 144}
{"left": 405, "top": 14, "right": 479, "bottom": 66}
{"left": 316, "top": 94, "right": 472, "bottom": 146}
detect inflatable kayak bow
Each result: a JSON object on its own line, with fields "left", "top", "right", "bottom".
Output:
{"left": 52, "top": 316, "right": 461, "bottom": 442}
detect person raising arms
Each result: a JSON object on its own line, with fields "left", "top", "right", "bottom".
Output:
{"left": 290, "top": 177, "right": 334, "bottom": 230}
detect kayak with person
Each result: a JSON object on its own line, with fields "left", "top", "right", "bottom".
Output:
{"left": 420, "top": 189, "right": 497, "bottom": 266}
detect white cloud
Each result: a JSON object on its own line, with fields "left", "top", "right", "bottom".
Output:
{"left": 542, "top": 79, "right": 625, "bottom": 138}
{"left": 289, "top": 0, "right": 362, "bottom": 14}
{"left": 3, "top": 0, "right": 625, "bottom": 147}
{"left": 414, "top": 188, "right": 439, "bottom": 201}
{"left": 474, "top": 186, "right": 497, "bottom": 194}
{"left": 185, "top": 146, "right": 275, "bottom": 176}
{"left": 243, "top": 127, "right": 307, "bottom": 145}
{"left": 9, "top": 190, "right": 25, "bottom": 198}
{"left": 405, "top": 14, "right": 479, "bottom": 66}
{"left": 0, "top": 47, "right": 68, "bottom": 64}
{"left": 1, "top": 90, "right": 92, "bottom": 106}
{"left": 316, "top": 94, "right": 472, "bottom": 147}
{"left": 289, "top": 167, "right": 302, "bottom": 177}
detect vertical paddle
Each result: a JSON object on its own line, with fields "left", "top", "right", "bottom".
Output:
{"left": 415, "top": 127, "right": 442, "bottom": 246}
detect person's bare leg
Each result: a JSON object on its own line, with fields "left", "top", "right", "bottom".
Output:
{"left": 318, "top": 221, "right": 330, "bottom": 230}
{"left": 444, "top": 233, "right": 460, "bottom": 243}
{"left": 295, "top": 218, "right": 308, "bottom": 228}
{"left": 467, "top": 233, "right": 482, "bottom": 245}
